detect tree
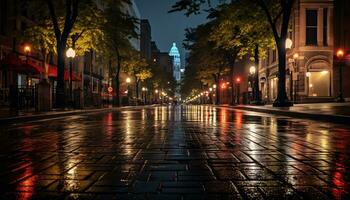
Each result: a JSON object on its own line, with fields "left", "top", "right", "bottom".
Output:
{"left": 182, "top": 24, "right": 230, "bottom": 104}
{"left": 23, "top": 20, "right": 56, "bottom": 80}
{"left": 252, "top": 0, "right": 295, "bottom": 107}
{"left": 208, "top": 1, "right": 273, "bottom": 104}
{"left": 27, "top": 0, "right": 106, "bottom": 108}
{"left": 102, "top": 0, "right": 138, "bottom": 106}
{"left": 123, "top": 51, "right": 152, "bottom": 99}
{"left": 46, "top": 0, "right": 79, "bottom": 108}
{"left": 172, "top": 0, "right": 295, "bottom": 106}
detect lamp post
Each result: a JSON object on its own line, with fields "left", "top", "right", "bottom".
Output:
{"left": 249, "top": 66, "right": 256, "bottom": 103}
{"left": 285, "top": 38, "right": 294, "bottom": 103}
{"left": 142, "top": 87, "right": 148, "bottom": 104}
{"left": 155, "top": 89, "right": 159, "bottom": 103}
{"left": 66, "top": 47, "right": 76, "bottom": 106}
{"left": 235, "top": 77, "right": 241, "bottom": 104}
{"left": 126, "top": 77, "right": 131, "bottom": 97}
{"left": 292, "top": 53, "right": 299, "bottom": 103}
{"left": 24, "top": 45, "right": 31, "bottom": 88}
{"left": 336, "top": 49, "right": 345, "bottom": 102}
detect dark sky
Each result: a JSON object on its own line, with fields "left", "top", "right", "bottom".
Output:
{"left": 134, "top": 0, "right": 209, "bottom": 64}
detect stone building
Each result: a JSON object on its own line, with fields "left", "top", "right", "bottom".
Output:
{"left": 259, "top": 0, "right": 350, "bottom": 103}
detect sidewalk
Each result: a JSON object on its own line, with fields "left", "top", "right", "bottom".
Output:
{"left": 223, "top": 102, "right": 350, "bottom": 124}
{"left": 0, "top": 106, "right": 117, "bottom": 125}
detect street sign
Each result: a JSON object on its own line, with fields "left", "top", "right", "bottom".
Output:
{"left": 108, "top": 87, "right": 113, "bottom": 93}
{"left": 293, "top": 72, "right": 299, "bottom": 81}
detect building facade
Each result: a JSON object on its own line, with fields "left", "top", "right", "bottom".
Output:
{"left": 258, "top": 0, "right": 350, "bottom": 103}
{"left": 169, "top": 43, "right": 181, "bottom": 82}
{"left": 140, "top": 19, "right": 152, "bottom": 60}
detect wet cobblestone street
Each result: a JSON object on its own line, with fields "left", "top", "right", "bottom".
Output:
{"left": 0, "top": 105, "right": 349, "bottom": 200}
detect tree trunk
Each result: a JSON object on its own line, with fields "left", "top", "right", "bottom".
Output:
{"left": 227, "top": 51, "right": 237, "bottom": 105}
{"left": 55, "top": 42, "right": 66, "bottom": 108}
{"left": 253, "top": 45, "right": 261, "bottom": 103}
{"left": 215, "top": 74, "right": 220, "bottom": 105}
{"left": 135, "top": 77, "right": 140, "bottom": 99}
{"left": 114, "top": 51, "right": 121, "bottom": 107}
{"left": 273, "top": 39, "right": 291, "bottom": 107}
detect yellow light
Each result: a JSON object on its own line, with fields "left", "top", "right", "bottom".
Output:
{"left": 213, "top": 84, "right": 217, "bottom": 89}
{"left": 321, "top": 70, "right": 329, "bottom": 74}
{"left": 285, "top": 38, "right": 293, "bottom": 49}
{"left": 293, "top": 53, "right": 299, "bottom": 59}
{"left": 249, "top": 66, "right": 256, "bottom": 74}
{"left": 126, "top": 77, "right": 131, "bottom": 83}
{"left": 24, "top": 45, "right": 31, "bottom": 54}
{"left": 336, "top": 49, "right": 344, "bottom": 59}
{"left": 66, "top": 47, "right": 76, "bottom": 58}
{"left": 209, "top": 88, "right": 213, "bottom": 92}
{"left": 306, "top": 72, "right": 311, "bottom": 77}
{"left": 155, "top": 89, "right": 159, "bottom": 93}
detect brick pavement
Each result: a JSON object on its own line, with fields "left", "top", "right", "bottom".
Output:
{"left": 0, "top": 106, "right": 349, "bottom": 199}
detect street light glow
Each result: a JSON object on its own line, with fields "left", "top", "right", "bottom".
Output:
{"left": 293, "top": 53, "right": 299, "bottom": 59}
{"left": 249, "top": 66, "right": 256, "bottom": 75}
{"left": 285, "top": 38, "right": 293, "bottom": 49}
{"left": 24, "top": 45, "right": 31, "bottom": 54}
{"left": 336, "top": 49, "right": 344, "bottom": 59}
{"left": 66, "top": 47, "right": 76, "bottom": 58}
{"left": 126, "top": 77, "right": 131, "bottom": 83}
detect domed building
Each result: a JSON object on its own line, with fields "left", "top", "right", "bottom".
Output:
{"left": 169, "top": 43, "right": 181, "bottom": 82}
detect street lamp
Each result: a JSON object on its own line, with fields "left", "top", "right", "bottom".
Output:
{"left": 155, "top": 89, "right": 159, "bottom": 103}
{"left": 249, "top": 66, "right": 256, "bottom": 103}
{"left": 249, "top": 66, "right": 256, "bottom": 75}
{"left": 125, "top": 77, "right": 131, "bottom": 98}
{"left": 336, "top": 49, "right": 345, "bottom": 102}
{"left": 285, "top": 38, "right": 293, "bottom": 49}
{"left": 142, "top": 87, "right": 148, "bottom": 104}
{"left": 24, "top": 45, "right": 31, "bottom": 55}
{"left": 24, "top": 45, "right": 31, "bottom": 87}
{"left": 66, "top": 47, "right": 76, "bottom": 106}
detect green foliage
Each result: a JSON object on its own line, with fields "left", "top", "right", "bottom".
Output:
{"left": 123, "top": 50, "right": 153, "bottom": 82}
{"left": 181, "top": 22, "right": 230, "bottom": 97}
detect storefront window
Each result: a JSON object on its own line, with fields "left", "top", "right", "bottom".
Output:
{"left": 270, "top": 77, "right": 278, "bottom": 101}
{"left": 308, "top": 71, "right": 330, "bottom": 97}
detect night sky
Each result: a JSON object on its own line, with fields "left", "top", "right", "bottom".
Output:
{"left": 134, "top": 0, "right": 209, "bottom": 65}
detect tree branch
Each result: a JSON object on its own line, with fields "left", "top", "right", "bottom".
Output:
{"left": 46, "top": 0, "right": 61, "bottom": 40}
{"left": 255, "top": 0, "right": 280, "bottom": 40}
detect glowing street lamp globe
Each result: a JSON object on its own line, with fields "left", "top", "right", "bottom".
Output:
{"left": 336, "top": 49, "right": 344, "bottom": 59}
{"left": 285, "top": 38, "right": 293, "bottom": 49}
{"left": 66, "top": 47, "right": 76, "bottom": 58}
{"left": 24, "top": 45, "right": 31, "bottom": 54}
{"left": 249, "top": 66, "right": 256, "bottom": 75}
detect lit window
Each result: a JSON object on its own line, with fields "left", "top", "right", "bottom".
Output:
{"left": 306, "top": 9, "right": 318, "bottom": 46}
{"left": 308, "top": 71, "right": 330, "bottom": 97}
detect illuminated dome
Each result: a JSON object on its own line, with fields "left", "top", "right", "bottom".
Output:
{"left": 169, "top": 43, "right": 180, "bottom": 57}
{"left": 169, "top": 42, "right": 181, "bottom": 82}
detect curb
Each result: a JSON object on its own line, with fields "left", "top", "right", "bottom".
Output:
{"left": 0, "top": 107, "right": 117, "bottom": 125}
{"left": 0, "top": 105, "right": 160, "bottom": 125}
{"left": 219, "top": 105, "right": 350, "bottom": 125}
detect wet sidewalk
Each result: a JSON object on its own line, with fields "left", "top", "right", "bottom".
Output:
{"left": 229, "top": 102, "right": 350, "bottom": 124}
{"left": 0, "top": 107, "right": 115, "bottom": 125}
{"left": 0, "top": 105, "right": 349, "bottom": 199}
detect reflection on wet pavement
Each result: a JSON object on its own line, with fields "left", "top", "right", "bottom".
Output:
{"left": 0, "top": 105, "right": 349, "bottom": 199}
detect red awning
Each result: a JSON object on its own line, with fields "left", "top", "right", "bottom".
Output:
{"left": 48, "top": 64, "right": 81, "bottom": 81}
{"left": 0, "top": 53, "right": 42, "bottom": 75}
{"left": 1, "top": 53, "right": 81, "bottom": 81}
